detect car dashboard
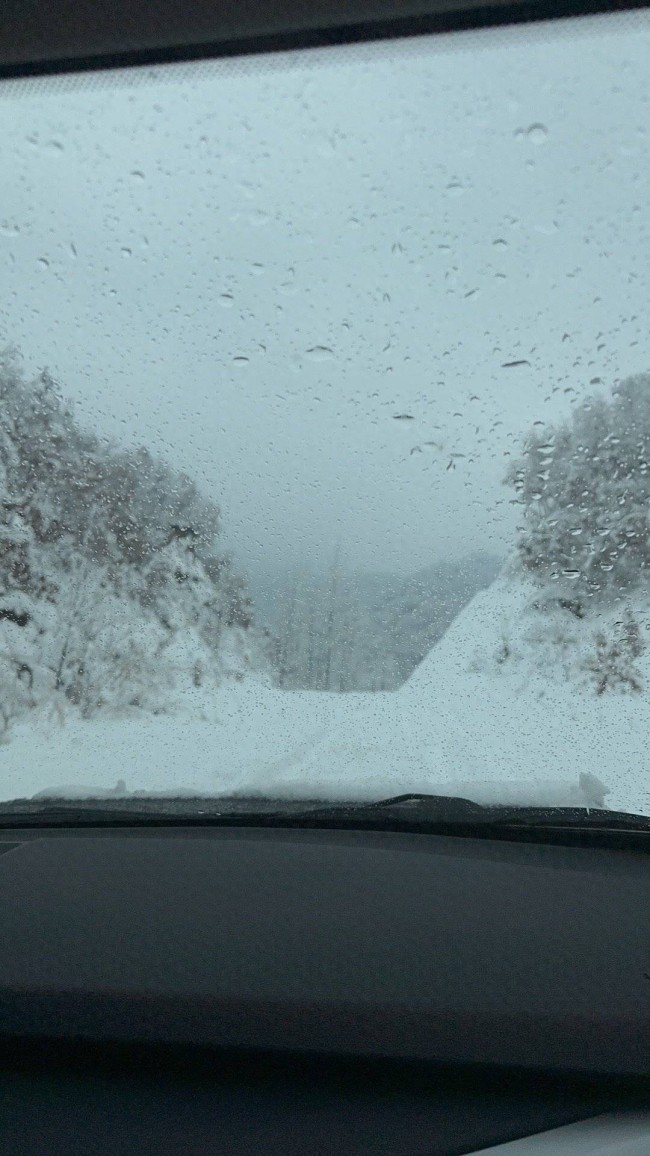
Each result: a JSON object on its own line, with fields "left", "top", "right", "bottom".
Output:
{"left": 0, "top": 824, "right": 648, "bottom": 1154}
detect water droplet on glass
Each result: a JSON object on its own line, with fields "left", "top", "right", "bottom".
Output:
{"left": 37, "top": 257, "right": 50, "bottom": 270}
{"left": 131, "top": 170, "right": 145, "bottom": 181}
{"left": 218, "top": 293, "right": 234, "bottom": 308}
{"left": 305, "top": 346, "right": 334, "bottom": 362}
{"left": 527, "top": 124, "right": 548, "bottom": 145}
{"left": 232, "top": 356, "right": 250, "bottom": 367}
{"left": 121, "top": 247, "right": 132, "bottom": 258}
{"left": 446, "top": 181, "right": 464, "bottom": 198}
{"left": 562, "top": 569, "right": 581, "bottom": 580}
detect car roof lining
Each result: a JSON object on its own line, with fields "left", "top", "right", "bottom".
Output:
{"left": 1, "top": 0, "right": 649, "bottom": 78}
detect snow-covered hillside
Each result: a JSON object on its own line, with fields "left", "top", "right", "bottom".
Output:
{"left": 402, "top": 570, "right": 650, "bottom": 816}
{"left": 4, "top": 567, "right": 647, "bottom": 816}
{"left": 0, "top": 352, "right": 271, "bottom": 737}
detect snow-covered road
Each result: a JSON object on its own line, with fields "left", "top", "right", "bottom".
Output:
{"left": 2, "top": 576, "right": 649, "bottom": 816}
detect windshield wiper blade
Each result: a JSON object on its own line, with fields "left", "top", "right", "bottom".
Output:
{"left": 0, "top": 791, "right": 542, "bottom": 827}
{"left": 296, "top": 792, "right": 650, "bottom": 830}
{"left": 0, "top": 793, "right": 648, "bottom": 853}
{"left": 354, "top": 791, "right": 650, "bottom": 822}
{"left": 0, "top": 794, "right": 388, "bottom": 827}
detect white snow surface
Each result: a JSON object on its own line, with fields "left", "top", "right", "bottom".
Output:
{"left": 3, "top": 572, "right": 649, "bottom": 815}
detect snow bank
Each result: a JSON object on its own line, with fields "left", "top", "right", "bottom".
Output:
{"left": 400, "top": 574, "right": 650, "bottom": 816}
{"left": 2, "top": 572, "right": 649, "bottom": 815}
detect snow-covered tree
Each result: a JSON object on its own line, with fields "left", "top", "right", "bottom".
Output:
{"left": 37, "top": 547, "right": 172, "bottom": 716}
{"left": 508, "top": 373, "right": 650, "bottom": 610}
{"left": 583, "top": 610, "right": 645, "bottom": 696}
{"left": 0, "top": 347, "right": 263, "bottom": 729}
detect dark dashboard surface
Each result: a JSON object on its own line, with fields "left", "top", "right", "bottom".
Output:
{"left": 0, "top": 825, "right": 648, "bottom": 1154}
{"left": 0, "top": 1044, "right": 633, "bottom": 1156}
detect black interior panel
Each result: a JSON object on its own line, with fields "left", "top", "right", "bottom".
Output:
{"left": 0, "top": 829, "right": 648, "bottom": 1072}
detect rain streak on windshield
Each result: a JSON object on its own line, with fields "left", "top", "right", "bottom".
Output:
{"left": 0, "top": 12, "right": 649, "bottom": 815}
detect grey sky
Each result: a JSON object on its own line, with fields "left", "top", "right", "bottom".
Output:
{"left": 0, "top": 12, "right": 649, "bottom": 582}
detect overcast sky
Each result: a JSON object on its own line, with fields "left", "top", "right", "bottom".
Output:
{"left": 0, "top": 12, "right": 649, "bottom": 585}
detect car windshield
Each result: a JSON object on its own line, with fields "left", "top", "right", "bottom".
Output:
{"left": 0, "top": 12, "right": 649, "bottom": 817}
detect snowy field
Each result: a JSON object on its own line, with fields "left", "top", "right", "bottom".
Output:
{"left": 3, "top": 573, "right": 649, "bottom": 817}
